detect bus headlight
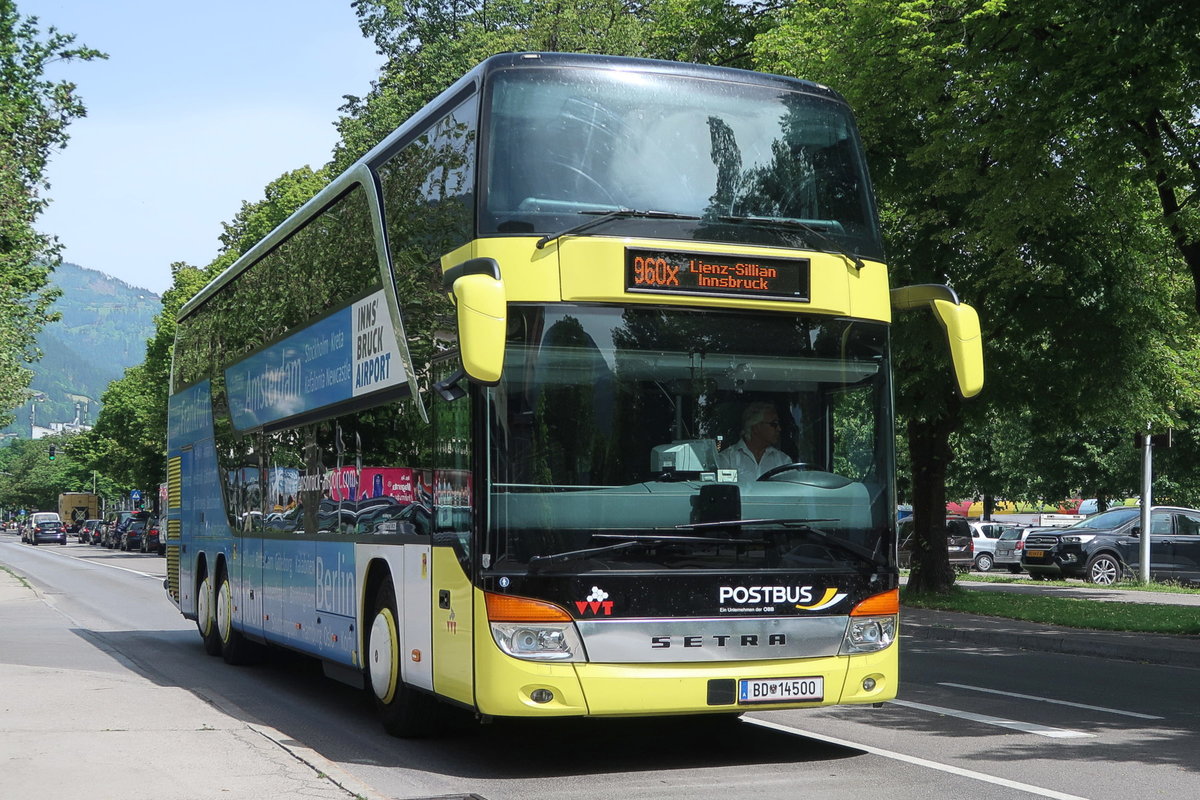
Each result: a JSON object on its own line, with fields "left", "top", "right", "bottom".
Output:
{"left": 490, "top": 622, "right": 585, "bottom": 662}
{"left": 840, "top": 615, "right": 896, "bottom": 654}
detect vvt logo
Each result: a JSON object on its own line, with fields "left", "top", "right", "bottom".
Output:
{"left": 575, "top": 586, "right": 614, "bottom": 616}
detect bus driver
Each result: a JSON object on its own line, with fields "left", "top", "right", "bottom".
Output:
{"left": 717, "top": 401, "right": 792, "bottom": 483}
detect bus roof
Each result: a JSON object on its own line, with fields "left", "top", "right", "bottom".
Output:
{"left": 178, "top": 53, "right": 849, "bottom": 322}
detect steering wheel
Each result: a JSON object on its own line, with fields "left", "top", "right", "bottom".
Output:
{"left": 757, "top": 463, "right": 813, "bottom": 481}
{"left": 548, "top": 160, "right": 618, "bottom": 205}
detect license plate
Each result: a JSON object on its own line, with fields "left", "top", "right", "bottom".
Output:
{"left": 738, "top": 676, "right": 823, "bottom": 704}
{"left": 1027, "top": 550, "right": 1045, "bottom": 558}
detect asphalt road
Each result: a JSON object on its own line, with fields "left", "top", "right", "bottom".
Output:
{"left": 2, "top": 535, "right": 1198, "bottom": 800}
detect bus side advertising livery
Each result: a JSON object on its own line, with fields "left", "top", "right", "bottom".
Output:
{"left": 166, "top": 53, "right": 982, "bottom": 736}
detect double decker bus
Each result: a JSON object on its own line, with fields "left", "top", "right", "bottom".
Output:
{"left": 166, "top": 52, "right": 982, "bottom": 736}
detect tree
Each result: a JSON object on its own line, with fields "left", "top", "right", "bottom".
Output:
{"left": 0, "top": 3, "right": 104, "bottom": 426}
{"left": 0, "top": 435, "right": 71, "bottom": 511}
{"left": 753, "top": 1, "right": 1200, "bottom": 591}
{"left": 336, "top": 1, "right": 770, "bottom": 168}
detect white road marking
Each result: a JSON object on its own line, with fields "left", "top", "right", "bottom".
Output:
{"left": 891, "top": 699, "right": 1094, "bottom": 738}
{"left": 746, "top": 716, "right": 1093, "bottom": 800}
{"left": 11, "top": 542, "right": 161, "bottom": 580}
{"left": 939, "top": 682, "right": 1164, "bottom": 720}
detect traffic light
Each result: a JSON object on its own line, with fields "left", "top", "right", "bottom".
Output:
{"left": 48, "top": 444, "right": 56, "bottom": 461}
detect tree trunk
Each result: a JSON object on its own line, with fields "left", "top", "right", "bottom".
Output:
{"left": 904, "top": 408, "right": 960, "bottom": 595}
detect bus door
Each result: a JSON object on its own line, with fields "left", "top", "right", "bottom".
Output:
{"left": 429, "top": 358, "right": 475, "bottom": 705}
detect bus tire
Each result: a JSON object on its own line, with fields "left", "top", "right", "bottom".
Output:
{"left": 196, "top": 573, "right": 223, "bottom": 656}
{"left": 216, "top": 568, "right": 254, "bottom": 665}
{"left": 367, "top": 580, "right": 436, "bottom": 737}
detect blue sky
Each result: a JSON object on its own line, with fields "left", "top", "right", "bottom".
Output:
{"left": 24, "top": 1, "right": 384, "bottom": 295}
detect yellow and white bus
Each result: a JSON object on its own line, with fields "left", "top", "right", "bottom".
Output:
{"left": 166, "top": 52, "right": 982, "bottom": 736}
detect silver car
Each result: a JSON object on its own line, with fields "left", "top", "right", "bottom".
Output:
{"left": 993, "top": 525, "right": 1045, "bottom": 573}
{"left": 967, "top": 520, "right": 1014, "bottom": 572}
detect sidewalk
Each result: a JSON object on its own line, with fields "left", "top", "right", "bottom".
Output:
{"left": 902, "top": 579, "right": 1200, "bottom": 667}
{"left": 0, "top": 568, "right": 385, "bottom": 800}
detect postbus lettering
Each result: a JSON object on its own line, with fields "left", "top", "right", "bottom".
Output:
{"left": 719, "top": 585, "right": 815, "bottom": 605}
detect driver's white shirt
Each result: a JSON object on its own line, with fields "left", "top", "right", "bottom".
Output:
{"left": 717, "top": 438, "right": 792, "bottom": 484}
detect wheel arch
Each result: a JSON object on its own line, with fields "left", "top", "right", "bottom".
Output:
{"left": 194, "top": 551, "right": 211, "bottom": 594}
{"left": 1089, "top": 547, "right": 1128, "bottom": 566}
{"left": 361, "top": 557, "right": 396, "bottom": 656}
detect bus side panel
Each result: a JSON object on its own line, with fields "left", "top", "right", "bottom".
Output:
{"left": 355, "top": 544, "right": 434, "bottom": 687}
{"left": 431, "top": 547, "right": 474, "bottom": 706}
{"left": 314, "top": 540, "right": 357, "bottom": 664}
{"left": 264, "top": 537, "right": 317, "bottom": 649}
{"left": 236, "top": 535, "right": 263, "bottom": 641}
{"left": 176, "top": 435, "right": 228, "bottom": 618}
{"left": 401, "top": 544, "right": 433, "bottom": 691}
{"left": 256, "top": 538, "right": 358, "bottom": 666}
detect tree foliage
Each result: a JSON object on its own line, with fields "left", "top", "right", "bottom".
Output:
{"left": 753, "top": 0, "right": 1200, "bottom": 591}
{"left": 0, "top": 3, "right": 104, "bottom": 427}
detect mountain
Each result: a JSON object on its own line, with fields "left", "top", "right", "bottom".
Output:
{"left": 3, "top": 262, "right": 160, "bottom": 437}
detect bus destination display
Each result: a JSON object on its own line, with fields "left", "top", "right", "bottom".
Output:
{"left": 626, "top": 249, "right": 809, "bottom": 301}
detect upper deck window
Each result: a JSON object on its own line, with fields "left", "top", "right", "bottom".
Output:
{"left": 482, "top": 66, "right": 883, "bottom": 260}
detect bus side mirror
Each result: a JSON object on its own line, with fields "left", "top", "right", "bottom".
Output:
{"left": 891, "top": 284, "right": 984, "bottom": 398}
{"left": 932, "top": 299, "right": 983, "bottom": 398}
{"left": 444, "top": 258, "right": 506, "bottom": 384}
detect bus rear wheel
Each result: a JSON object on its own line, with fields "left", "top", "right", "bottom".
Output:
{"left": 216, "top": 569, "right": 254, "bottom": 665}
{"left": 196, "top": 573, "right": 222, "bottom": 656}
{"left": 367, "top": 580, "right": 436, "bottom": 737}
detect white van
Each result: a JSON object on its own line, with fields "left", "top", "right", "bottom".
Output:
{"left": 25, "top": 511, "right": 65, "bottom": 545}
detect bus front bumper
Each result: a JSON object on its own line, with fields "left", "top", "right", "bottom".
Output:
{"left": 473, "top": 645, "right": 897, "bottom": 718}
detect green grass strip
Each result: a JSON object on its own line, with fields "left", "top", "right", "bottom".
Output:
{"left": 903, "top": 586, "right": 1200, "bottom": 635}
{"left": 957, "top": 573, "right": 1200, "bottom": 595}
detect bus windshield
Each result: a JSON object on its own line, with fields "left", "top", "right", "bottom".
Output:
{"left": 483, "top": 65, "right": 883, "bottom": 260}
{"left": 486, "top": 305, "right": 894, "bottom": 573}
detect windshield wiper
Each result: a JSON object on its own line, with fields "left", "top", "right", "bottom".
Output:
{"left": 717, "top": 215, "right": 865, "bottom": 270}
{"left": 675, "top": 517, "right": 836, "bottom": 530}
{"left": 678, "top": 518, "right": 883, "bottom": 567}
{"left": 536, "top": 208, "right": 701, "bottom": 250}
{"left": 528, "top": 533, "right": 748, "bottom": 567}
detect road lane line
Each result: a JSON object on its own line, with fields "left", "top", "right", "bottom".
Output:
{"left": 939, "top": 682, "right": 1164, "bottom": 720}
{"left": 891, "top": 699, "right": 1094, "bottom": 738}
{"left": 7, "top": 542, "right": 162, "bottom": 580}
{"left": 746, "top": 717, "right": 1093, "bottom": 800}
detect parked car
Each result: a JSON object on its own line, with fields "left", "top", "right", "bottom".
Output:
{"left": 120, "top": 518, "right": 148, "bottom": 551}
{"left": 29, "top": 517, "right": 67, "bottom": 545}
{"left": 993, "top": 525, "right": 1038, "bottom": 573}
{"left": 899, "top": 517, "right": 974, "bottom": 571}
{"left": 102, "top": 511, "right": 138, "bottom": 548}
{"left": 967, "top": 520, "right": 1015, "bottom": 572}
{"left": 140, "top": 517, "right": 163, "bottom": 554}
{"left": 77, "top": 518, "right": 102, "bottom": 544}
{"left": 1021, "top": 506, "right": 1200, "bottom": 585}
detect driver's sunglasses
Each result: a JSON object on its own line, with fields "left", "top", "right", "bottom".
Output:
{"left": 762, "top": 421, "right": 781, "bottom": 428}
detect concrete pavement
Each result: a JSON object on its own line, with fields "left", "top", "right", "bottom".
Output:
{"left": 0, "top": 566, "right": 387, "bottom": 800}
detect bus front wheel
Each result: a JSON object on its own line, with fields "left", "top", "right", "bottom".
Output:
{"left": 367, "top": 580, "right": 436, "bottom": 737}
